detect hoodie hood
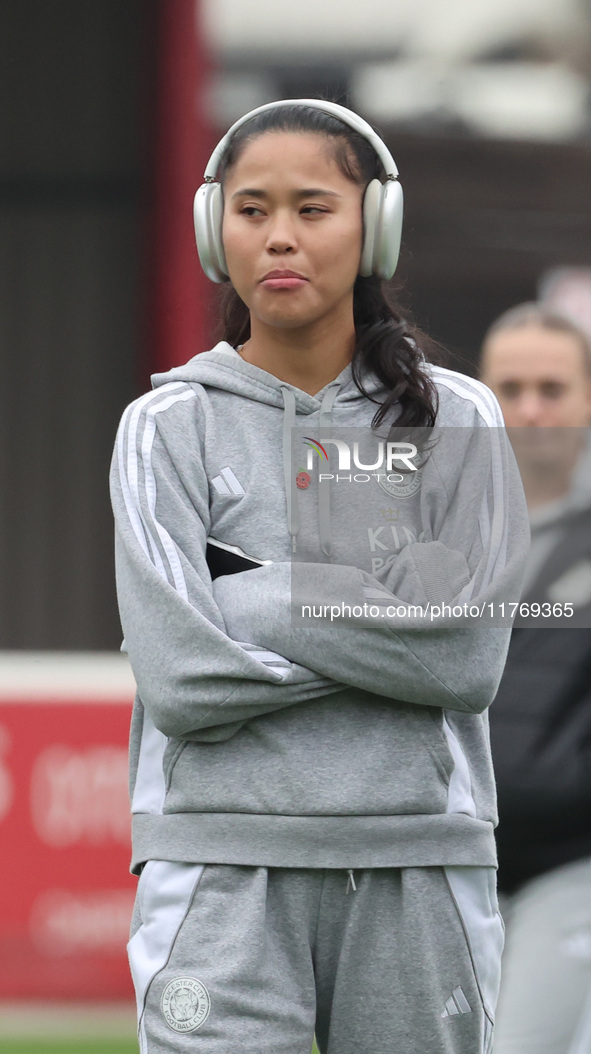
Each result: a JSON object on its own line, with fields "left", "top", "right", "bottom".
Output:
{"left": 152, "top": 341, "right": 388, "bottom": 558}
{"left": 152, "top": 341, "right": 386, "bottom": 409}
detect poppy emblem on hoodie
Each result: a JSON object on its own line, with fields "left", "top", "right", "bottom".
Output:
{"left": 296, "top": 471, "right": 311, "bottom": 490}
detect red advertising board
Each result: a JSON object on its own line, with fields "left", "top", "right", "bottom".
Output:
{"left": 0, "top": 653, "right": 137, "bottom": 999}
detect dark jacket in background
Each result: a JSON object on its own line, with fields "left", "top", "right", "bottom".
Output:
{"left": 490, "top": 493, "right": 591, "bottom": 893}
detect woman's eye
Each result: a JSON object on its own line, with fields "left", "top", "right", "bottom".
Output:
{"left": 241, "top": 205, "right": 264, "bottom": 217}
{"left": 301, "top": 205, "right": 326, "bottom": 215}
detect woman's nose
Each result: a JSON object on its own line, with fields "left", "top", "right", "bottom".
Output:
{"left": 266, "top": 212, "right": 297, "bottom": 253}
{"left": 515, "top": 392, "right": 546, "bottom": 426}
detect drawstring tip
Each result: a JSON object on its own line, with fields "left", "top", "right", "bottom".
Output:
{"left": 292, "top": 536, "right": 297, "bottom": 554}
{"left": 346, "top": 869, "right": 357, "bottom": 894}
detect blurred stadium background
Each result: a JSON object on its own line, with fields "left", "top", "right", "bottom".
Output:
{"left": 2, "top": 0, "right": 591, "bottom": 1047}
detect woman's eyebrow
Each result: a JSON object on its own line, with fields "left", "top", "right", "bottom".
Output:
{"left": 295, "top": 188, "right": 341, "bottom": 198}
{"left": 230, "top": 187, "right": 341, "bottom": 200}
{"left": 231, "top": 188, "right": 266, "bottom": 200}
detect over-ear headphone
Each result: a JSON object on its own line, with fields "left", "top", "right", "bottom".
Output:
{"left": 193, "top": 98, "right": 403, "bottom": 284}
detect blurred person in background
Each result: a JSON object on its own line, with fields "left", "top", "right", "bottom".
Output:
{"left": 480, "top": 303, "right": 591, "bottom": 1054}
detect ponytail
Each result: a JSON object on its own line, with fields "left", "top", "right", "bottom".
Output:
{"left": 351, "top": 277, "right": 439, "bottom": 430}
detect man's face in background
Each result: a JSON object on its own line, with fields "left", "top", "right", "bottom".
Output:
{"left": 481, "top": 325, "right": 591, "bottom": 429}
{"left": 481, "top": 324, "right": 591, "bottom": 505}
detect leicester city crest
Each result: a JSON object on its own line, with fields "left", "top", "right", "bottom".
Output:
{"left": 377, "top": 469, "right": 423, "bottom": 500}
{"left": 161, "top": 976, "right": 211, "bottom": 1033}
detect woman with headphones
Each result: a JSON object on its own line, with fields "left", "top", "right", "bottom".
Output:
{"left": 110, "top": 99, "right": 529, "bottom": 1053}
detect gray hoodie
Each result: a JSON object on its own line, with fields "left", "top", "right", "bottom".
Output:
{"left": 110, "top": 342, "right": 529, "bottom": 874}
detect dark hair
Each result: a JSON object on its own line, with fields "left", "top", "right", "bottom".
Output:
{"left": 217, "top": 102, "right": 441, "bottom": 430}
{"left": 482, "top": 301, "right": 591, "bottom": 377}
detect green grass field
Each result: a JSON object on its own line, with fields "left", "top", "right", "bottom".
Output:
{"left": 0, "top": 1045, "right": 138, "bottom": 1054}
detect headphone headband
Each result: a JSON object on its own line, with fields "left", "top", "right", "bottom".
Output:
{"left": 194, "top": 98, "right": 403, "bottom": 283}
{"left": 203, "top": 98, "right": 399, "bottom": 183}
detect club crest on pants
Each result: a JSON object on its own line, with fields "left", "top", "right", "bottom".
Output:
{"left": 161, "top": 976, "right": 211, "bottom": 1033}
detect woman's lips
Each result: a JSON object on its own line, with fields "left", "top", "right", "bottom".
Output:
{"left": 260, "top": 270, "right": 308, "bottom": 290}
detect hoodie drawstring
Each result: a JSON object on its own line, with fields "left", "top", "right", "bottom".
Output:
{"left": 317, "top": 384, "right": 340, "bottom": 558}
{"left": 281, "top": 387, "right": 299, "bottom": 553}
{"left": 280, "top": 382, "right": 341, "bottom": 558}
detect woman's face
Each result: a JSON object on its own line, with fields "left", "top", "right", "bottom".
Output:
{"left": 222, "top": 131, "right": 364, "bottom": 337}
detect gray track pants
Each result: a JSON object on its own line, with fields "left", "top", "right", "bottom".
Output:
{"left": 128, "top": 862, "right": 503, "bottom": 1053}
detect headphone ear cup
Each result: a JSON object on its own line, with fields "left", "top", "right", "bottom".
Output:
{"left": 373, "top": 179, "right": 403, "bottom": 280}
{"left": 193, "top": 182, "right": 228, "bottom": 283}
{"left": 359, "top": 178, "right": 403, "bottom": 280}
{"left": 359, "top": 178, "right": 381, "bottom": 278}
